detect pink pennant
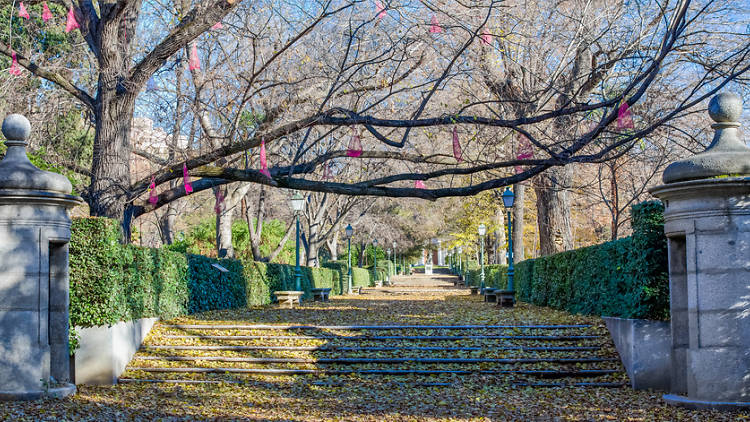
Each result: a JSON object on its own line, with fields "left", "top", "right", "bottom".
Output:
{"left": 214, "top": 189, "right": 225, "bottom": 214}
{"left": 182, "top": 163, "right": 193, "bottom": 194}
{"left": 189, "top": 44, "right": 200, "bottom": 71}
{"left": 480, "top": 30, "right": 493, "bottom": 45}
{"left": 9, "top": 51, "right": 22, "bottom": 76}
{"left": 375, "top": 1, "right": 386, "bottom": 19}
{"left": 415, "top": 180, "right": 426, "bottom": 189}
{"left": 18, "top": 2, "right": 30, "bottom": 20}
{"left": 346, "top": 129, "right": 363, "bottom": 158}
{"left": 42, "top": 3, "right": 53, "bottom": 22}
{"left": 452, "top": 126, "right": 462, "bottom": 162}
{"left": 323, "top": 162, "right": 333, "bottom": 179}
{"left": 211, "top": 21, "right": 223, "bottom": 30}
{"left": 617, "top": 102, "right": 634, "bottom": 130}
{"left": 515, "top": 134, "right": 534, "bottom": 174}
{"left": 429, "top": 15, "right": 442, "bottom": 34}
{"left": 65, "top": 6, "right": 79, "bottom": 33}
{"left": 259, "top": 139, "right": 271, "bottom": 178}
{"left": 148, "top": 177, "right": 158, "bottom": 206}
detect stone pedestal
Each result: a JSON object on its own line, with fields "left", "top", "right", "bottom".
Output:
{"left": 651, "top": 92, "right": 750, "bottom": 409}
{"left": 0, "top": 114, "right": 82, "bottom": 400}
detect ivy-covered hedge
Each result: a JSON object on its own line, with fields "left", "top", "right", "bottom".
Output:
{"left": 70, "top": 217, "right": 348, "bottom": 328}
{"left": 464, "top": 264, "right": 508, "bottom": 289}
{"left": 515, "top": 201, "right": 668, "bottom": 320}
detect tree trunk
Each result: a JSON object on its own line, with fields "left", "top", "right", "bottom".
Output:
{"left": 512, "top": 183, "right": 525, "bottom": 263}
{"left": 495, "top": 206, "right": 507, "bottom": 265}
{"left": 216, "top": 203, "right": 234, "bottom": 258}
{"left": 327, "top": 230, "right": 339, "bottom": 261}
{"left": 534, "top": 167, "right": 574, "bottom": 256}
{"left": 159, "top": 201, "right": 178, "bottom": 245}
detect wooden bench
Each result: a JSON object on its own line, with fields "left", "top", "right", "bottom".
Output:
{"left": 274, "top": 291, "right": 303, "bottom": 308}
{"left": 311, "top": 288, "right": 331, "bottom": 302}
{"left": 484, "top": 288, "right": 498, "bottom": 303}
{"left": 470, "top": 286, "right": 479, "bottom": 295}
{"left": 497, "top": 290, "right": 516, "bottom": 308}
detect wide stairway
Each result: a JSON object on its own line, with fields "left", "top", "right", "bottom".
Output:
{"left": 119, "top": 273, "right": 627, "bottom": 388}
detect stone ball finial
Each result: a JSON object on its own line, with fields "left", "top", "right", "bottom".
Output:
{"left": 708, "top": 92, "right": 742, "bottom": 123}
{"left": 2, "top": 114, "right": 31, "bottom": 141}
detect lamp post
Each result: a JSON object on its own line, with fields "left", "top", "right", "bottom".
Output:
{"left": 392, "top": 241, "right": 397, "bottom": 275}
{"left": 478, "top": 223, "right": 486, "bottom": 293}
{"left": 386, "top": 248, "right": 392, "bottom": 285}
{"left": 345, "top": 224, "right": 353, "bottom": 294}
{"left": 500, "top": 187, "right": 516, "bottom": 307}
{"left": 372, "top": 239, "right": 379, "bottom": 286}
{"left": 290, "top": 192, "right": 305, "bottom": 292}
{"left": 458, "top": 246, "right": 463, "bottom": 279}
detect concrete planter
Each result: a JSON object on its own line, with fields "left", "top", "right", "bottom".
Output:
{"left": 603, "top": 316, "right": 671, "bottom": 391}
{"left": 74, "top": 317, "right": 158, "bottom": 385}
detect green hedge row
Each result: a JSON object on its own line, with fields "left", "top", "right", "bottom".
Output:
{"left": 514, "top": 201, "right": 669, "bottom": 320}
{"left": 70, "top": 218, "right": 362, "bottom": 328}
{"left": 464, "top": 264, "right": 508, "bottom": 290}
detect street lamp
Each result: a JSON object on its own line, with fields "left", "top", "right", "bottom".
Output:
{"left": 478, "top": 223, "right": 486, "bottom": 293}
{"left": 372, "top": 239, "right": 379, "bottom": 286}
{"left": 500, "top": 187, "right": 516, "bottom": 307}
{"left": 458, "top": 246, "right": 463, "bottom": 279}
{"left": 290, "top": 191, "right": 305, "bottom": 292}
{"left": 393, "top": 241, "right": 397, "bottom": 275}
{"left": 345, "top": 224, "right": 354, "bottom": 294}
{"left": 386, "top": 248, "right": 392, "bottom": 284}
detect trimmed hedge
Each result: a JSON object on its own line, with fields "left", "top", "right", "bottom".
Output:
{"left": 70, "top": 217, "right": 351, "bottom": 328}
{"left": 464, "top": 264, "right": 508, "bottom": 289}
{"left": 515, "top": 201, "right": 668, "bottom": 320}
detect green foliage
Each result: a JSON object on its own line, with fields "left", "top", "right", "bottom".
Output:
{"left": 186, "top": 255, "right": 246, "bottom": 314}
{"left": 514, "top": 201, "right": 669, "bottom": 320}
{"left": 352, "top": 267, "right": 373, "bottom": 287}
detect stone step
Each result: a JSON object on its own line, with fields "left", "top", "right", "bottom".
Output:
{"left": 126, "top": 367, "right": 619, "bottom": 377}
{"left": 160, "top": 334, "right": 602, "bottom": 341}
{"left": 133, "top": 356, "right": 618, "bottom": 364}
{"left": 141, "top": 345, "right": 603, "bottom": 352}
{"left": 117, "top": 378, "right": 626, "bottom": 388}
{"left": 160, "top": 324, "right": 594, "bottom": 330}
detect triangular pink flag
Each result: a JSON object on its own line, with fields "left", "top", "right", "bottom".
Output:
{"left": 515, "top": 134, "right": 534, "bottom": 174}
{"left": 375, "top": 1, "right": 386, "bottom": 19}
{"left": 415, "top": 180, "right": 426, "bottom": 189}
{"left": 65, "top": 7, "right": 79, "bottom": 33}
{"left": 259, "top": 139, "right": 271, "bottom": 178}
{"left": 214, "top": 189, "right": 224, "bottom": 214}
{"left": 617, "top": 102, "right": 634, "bottom": 130}
{"left": 9, "top": 51, "right": 22, "bottom": 76}
{"left": 182, "top": 163, "right": 193, "bottom": 194}
{"left": 429, "top": 15, "right": 442, "bottom": 34}
{"left": 452, "top": 126, "right": 462, "bottom": 162}
{"left": 188, "top": 44, "right": 200, "bottom": 71}
{"left": 18, "top": 3, "right": 30, "bottom": 19}
{"left": 480, "top": 30, "right": 493, "bottom": 45}
{"left": 148, "top": 177, "right": 158, "bottom": 206}
{"left": 42, "top": 3, "right": 53, "bottom": 22}
{"left": 211, "top": 22, "right": 223, "bottom": 30}
{"left": 346, "top": 130, "right": 362, "bottom": 158}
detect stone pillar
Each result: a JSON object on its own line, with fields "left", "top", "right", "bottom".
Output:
{"left": 0, "top": 114, "right": 82, "bottom": 400}
{"left": 651, "top": 92, "right": 750, "bottom": 410}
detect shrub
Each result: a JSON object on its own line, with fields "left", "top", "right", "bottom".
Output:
{"left": 514, "top": 201, "right": 668, "bottom": 320}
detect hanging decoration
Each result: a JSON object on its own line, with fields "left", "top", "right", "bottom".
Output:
{"left": 429, "top": 15, "right": 442, "bottom": 34}
{"left": 211, "top": 22, "right": 223, "bottom": 30}
{"left": 480, "top": 30, "right": 493, "bottom": 45}
{"left": 188, "top": 44, "right": 200, "bottom": 70}
{"left": 452, "top": 126, "right": 462, "bottom": 162}
{"left": 346, "top": 129, "right": 362, "bottom": 157}
{"left": 214, "top": 189, "right": 224, "bottom": 214}
{"left": 42, "top": 3, "right": 53, "bottom": 22}
{"left": 65, "top": 6, "right": 79, "bottom": 33}
{"left": 259, "top": 139, "right": 271, "bottom": 178}
{"left": 375, "top": 1, "right": 386, "bottom": 19}
{"left": 415, "top": 180, "right": 426, "bottom": 189}
{"left": 9, "top": 51, "right": 22, "bottom": 76}
{"left": 148, "top": 177, "right": 158, "bottom": 206}
{"left": 515, "top": 133, "right": 534, "bottom": 174}
{"left": 18, "top": 3, "right": 30, "bottom": 20}
{"left": 617, "top": 102, "right": 634, "bottom": 130}
{"left": 182, "top": 163, "right": 194, "bottom": 194}
{"left": 323, "top": 162, "right": 333, "bottom": 179}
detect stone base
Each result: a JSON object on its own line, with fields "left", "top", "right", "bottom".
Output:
{"left": 0, "top": 383, "right": 76, "bottom": 401}
{"left": 603, "top": 317, "right": 671, "bottom": 391}
{"left": 663, "top": 394, "right": 750, "bottom": 411}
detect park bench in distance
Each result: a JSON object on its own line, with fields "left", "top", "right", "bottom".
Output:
{"left": 274, "top": 291, "right": 303, "bottom": 308}
{"left": 311, "top": 287, "right": 331, "bottom": 302}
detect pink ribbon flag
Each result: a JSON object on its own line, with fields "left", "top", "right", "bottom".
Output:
{"left": 211, "top": 22, "right": 223, "bottom": 30}
{"left": 347, "top": 130, "right": 363, "bottom": 158}
{"left": 480, "top": 30, "right": 493, "bottom": 45}
{"left": 65, "top": 6, "right": 80, "bottom": 33}
{"left": 42, "top": 3, "right": 53, "bottom": 22}
{"left": 375, "top": 1, "right": 386, "bottom": 19}
{"left": 452, "top": 126, "right": 462, "bottom": 162}
{"left": 259, "top": 139, "right": 271, "bottom": 178}
{"left": 18, "top": 3, "right": 30, "bottom": 19}
{"left": 148, "top": 177, "right": 158, "bottom": 206}
{"left": 189, "top": 44, "right": 201, "bottom": 71}
{"left": 415, "top": 180, "right": 426, "bottom": 189}
{"left": 429, "top": 15, "right": 442, "bottom": 34}
{"left": 9, "top": 51, "right": 22, "bottom": 76}
{"left": 182, "top": 163, "right": 194, "bottom": 194}
{"left": 617, "top": 102, "right": 634, "bottom": 130}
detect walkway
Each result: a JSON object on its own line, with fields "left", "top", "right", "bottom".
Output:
{"left": 3, "top": 273, "right": 745, "bottom": 421}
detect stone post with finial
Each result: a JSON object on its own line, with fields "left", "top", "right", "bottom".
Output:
{"left": 651, "top": 92, "right": 750, "bottom": 410}
{"left": 0, "top": 114, "right": 82, "bottom": 400}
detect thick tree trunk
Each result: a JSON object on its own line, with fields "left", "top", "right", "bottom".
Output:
{"left": 512, "top": 183, "right": 525, "bottom": 263}
{"left": 495, "top": 206, "right": 507, "bottom": 265}
{"left": 327, "top": 231, "right": 339, "bottom": 261}
{"left": 159, "top": 201, "right": 178, "bottom": 245}
{"left": 216, "top": 203, "right": 234, "bottom": 258}
{"left": 534, "top": 167, "right": 574, "bottom": 256}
